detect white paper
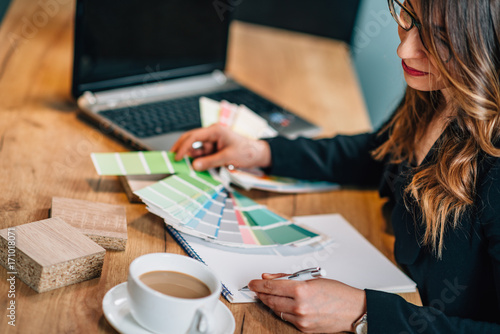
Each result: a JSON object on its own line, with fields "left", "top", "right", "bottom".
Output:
{"left": 199, "top": 97, "right": 221, "bottom": 127}
{"left": 231, "top": 105, "right": 269, "bottom": 139}
{"left": 182, "top": 213, "right": 417, "bottom": 303}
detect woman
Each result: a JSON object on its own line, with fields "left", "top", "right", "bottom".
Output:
{"left": 172, "top": 0, "right": 500, "bottom": 332}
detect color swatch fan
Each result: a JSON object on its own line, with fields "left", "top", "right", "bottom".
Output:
{"left": 91, "top": 151, "right": 323, "bottom": 248}
{"left": 91, "top": 149, "right": 338, "bottom": 194}
{"left": 199, "top": 97, "right": 277, "bottom": 139}
{"left": 198, "top": 97, "right": 338, "bottom": 192}
{"left": 218, "top": 167, "right": 339, "bottom": 193}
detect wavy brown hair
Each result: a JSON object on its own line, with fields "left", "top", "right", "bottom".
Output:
{"left": 373, "top": 0, "right": 500, "bottom": 258}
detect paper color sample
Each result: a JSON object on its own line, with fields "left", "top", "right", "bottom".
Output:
{"left": 198, "top": 97, "right": 277, "bottom": 139}
{"left": 231, "top": 105, "right": 269, "bottom": 139}
{"left": 220, "top": 167, "right": 340, "bottom": 193}
{"left": 199, "top": 97, "right": 221, "bottom": 127}
{"left": 134, "top": 173, "right": 321, "bottom": 248}
{"left": 219, "top": 100, "right": 238, "bottom": 127}
{"left": 91, "top": 151, "right": 190, "bottom": 176}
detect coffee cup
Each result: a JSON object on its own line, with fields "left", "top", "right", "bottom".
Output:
{"left": 127, "top": 253, "right": 222, "bottom": 334}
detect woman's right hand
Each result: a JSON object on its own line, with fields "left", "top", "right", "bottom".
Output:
{"left": 171, "top": 124, "right": 272, "bottom": 171}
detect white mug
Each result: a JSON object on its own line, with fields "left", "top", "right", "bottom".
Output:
{"left": 127, "top": 253, "right": 222, "bottom": 334}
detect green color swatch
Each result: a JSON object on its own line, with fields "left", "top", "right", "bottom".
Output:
{"left": 245, "top": 208, "right": 287, "bottom": 227}
{"left": 166, "top": 177, "right": 199, "bottom": 198}
{"left": 135, "top": 187, "right": 174, "bottom": 210}
{"left": 179, "top": 174, "right": 213, "bottom": 192}
{"left": 265, "top": 225, "right": 311, "bottom": 245}
{"left": 241, "top": 212, "right": 258, "bottom": 227}
{"left": 250, "top": 229, "right": 275, "bottom": 245}
{"left": 289, "top": 224, "right": 320, "bottom": 238}
{"left": 232, "top": 191, "right": 259, "bottom": 208}
{"left": 167, "top": 152, "right": 191, "bottom": 175}
{"left": 92, "top": 153, "right": 122, "bottom": 175}
{"left": 91, "top": 151, "right": 191, "bottom": 176}
{"left": 120, "top": 152, "right": 147, "bottom": 174}
{"left": 152, "top": 182, "right": 184, "bottom": 203}
{"left": 143, "top": 151, "right": 171, "bottom": 174}
{"left": 194, "top": 171, "right": 221, "bottom": 186}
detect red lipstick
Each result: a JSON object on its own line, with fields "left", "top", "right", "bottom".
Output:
{"left": 402, "top": 60, "right": 429, "bottom": 77}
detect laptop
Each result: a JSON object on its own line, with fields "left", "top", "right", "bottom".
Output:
{"left": 72, "top": 0, "right": 321, "bottom": 151}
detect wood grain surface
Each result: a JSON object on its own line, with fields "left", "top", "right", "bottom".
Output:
{"left": 51, "top": 197, "right": 128, "bottom": 250}
{"left": 0, "top": 217, "right": 105, "bottom": 293}
{"left": 0, "top": 0, "right": 420, "bottom": 333}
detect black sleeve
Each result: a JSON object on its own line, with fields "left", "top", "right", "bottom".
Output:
{"left": 365, "top": 159, "right": 500, "bottom": 333}
{"left": 264, "top": 132, "right": 386, "bottom": 187}
{"left": 365, "top": 290, "right": 500, "bottom": 333}
{"left": 478, "top": 158, "right": 500, "bottom": 312}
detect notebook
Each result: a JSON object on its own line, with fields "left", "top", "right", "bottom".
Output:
{"left": 71, "top": 0, "right": 320, "bottom": 151}
{"left": 167, "top": 213, "right": 417, "bottom": 303}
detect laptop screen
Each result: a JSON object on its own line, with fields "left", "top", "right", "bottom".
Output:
{"left": 72, "top": 0, "right": 230, "bottom": 98}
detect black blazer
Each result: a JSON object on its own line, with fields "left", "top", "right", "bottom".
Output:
{"left": 264, "top": 131, "right": 500, "bottom": 333}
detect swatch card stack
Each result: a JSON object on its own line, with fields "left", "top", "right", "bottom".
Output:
{"left": 91, "top": 151, "right": 323, "bottom": 248}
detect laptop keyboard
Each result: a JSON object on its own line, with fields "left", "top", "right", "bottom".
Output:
{"left": 99, "top": 87, "right": 286, "bottom": 138}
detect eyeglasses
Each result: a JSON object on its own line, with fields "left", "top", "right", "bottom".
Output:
{"left": 387, "top": 0, "right": 452, "bottom": 62}
{"left": 388, "top": 0, "right": 424, "bottom": 45}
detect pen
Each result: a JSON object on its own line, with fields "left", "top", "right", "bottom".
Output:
{"left": 239, "top": 267, "right": 326, "bottom": 292}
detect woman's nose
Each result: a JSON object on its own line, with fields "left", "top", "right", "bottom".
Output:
{"left": 397, "top": 27, "right": 426, "bottom": 59}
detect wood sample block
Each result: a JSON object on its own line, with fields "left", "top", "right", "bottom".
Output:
{"left": 119, "top": 174, "right": 169, "bottom": 203}
{"left": 50, "top": 197, "right": 128, "bottom": 250}
{"left": 0, "top": 217, "right": 105, "bottom": 293}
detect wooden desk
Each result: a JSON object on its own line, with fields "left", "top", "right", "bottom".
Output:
{"left": 0, "top": 0, "right": 421, "bottom": 333}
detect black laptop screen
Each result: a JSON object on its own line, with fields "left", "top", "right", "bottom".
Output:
{"left": 72, "top": 0, "right": 229, "bottom": 97}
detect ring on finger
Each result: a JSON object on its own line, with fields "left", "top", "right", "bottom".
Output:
{"left": 280, "top": 312, "right": 286, "bottom": 321}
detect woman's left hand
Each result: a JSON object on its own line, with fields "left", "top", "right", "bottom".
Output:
{"left": 248, "top": 273, "right": 367, "bottom": 333}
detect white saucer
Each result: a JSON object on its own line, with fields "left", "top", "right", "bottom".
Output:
{"left": 103, "top": 282, "right": 235, "bottom": 334}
